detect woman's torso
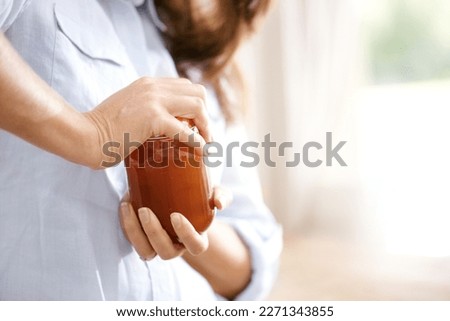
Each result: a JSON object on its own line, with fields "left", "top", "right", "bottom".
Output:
{"left": 0, "top": 0, "right": 225, "bottom": 300}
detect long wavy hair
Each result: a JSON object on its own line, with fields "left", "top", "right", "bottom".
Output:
{"left": 154, "top": 0, "right": 272, "bottom": 122}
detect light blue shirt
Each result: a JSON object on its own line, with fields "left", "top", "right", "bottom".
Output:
{"left": 0, "top": 0, "right": 282, "bottom": 300}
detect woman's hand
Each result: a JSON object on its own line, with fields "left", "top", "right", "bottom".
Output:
{"left": 84, "top": 77, "right": 211, "bottom": 169}
{"left": 120, "top": 186, "right": 250, "bottom": 299}
{"left": 0, "top": 32, "right": 210, "bottom": 169}
{"left": 119, "top": 186, "right": 233, "bottom": 260}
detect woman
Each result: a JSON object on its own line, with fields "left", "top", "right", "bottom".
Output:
{"left": 0, "top": 0, "right": 281, "bottom": 300}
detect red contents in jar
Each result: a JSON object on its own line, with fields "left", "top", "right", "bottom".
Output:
{"left": 125, "top": 136, "right": 215, "bottom": 243}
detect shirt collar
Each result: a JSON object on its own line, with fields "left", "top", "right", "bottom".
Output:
{"left": 130, "top": 0, "right": 145, "bottom": 6}
{"left": 129, "top": 0, "right": 167, "bottom": 32}
{"left": 146, "top": 0, "right": 168, "bottom": 32}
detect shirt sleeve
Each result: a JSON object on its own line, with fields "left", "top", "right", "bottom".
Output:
{"left": 215, "top": 124, "right": 283, "bottom": 301}
{"left": 0, "top": 0, "right": 30, "bottom": 32}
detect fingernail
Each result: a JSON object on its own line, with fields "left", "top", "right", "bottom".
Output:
{"left": 138, "top": 208, "right": 150, "bottom": 223}
{"left": 171, "top": 213, "right": 181, "bottom": 229}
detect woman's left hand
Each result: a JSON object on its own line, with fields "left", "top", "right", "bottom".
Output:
{"left": 119, "top": 186, "right": 232, "bottom": 261}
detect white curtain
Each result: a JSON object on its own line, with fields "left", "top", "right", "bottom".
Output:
{"left": 238, "top": 0, "right": 363, "bottom": 239}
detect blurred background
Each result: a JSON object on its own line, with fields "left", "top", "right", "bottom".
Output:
{"left": 238, "top": 0, "right": 450, "bottom": 299}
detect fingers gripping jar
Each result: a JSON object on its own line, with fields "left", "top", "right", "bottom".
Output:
{"left": 125, "top": 122, "right": 215, "bottom": 243}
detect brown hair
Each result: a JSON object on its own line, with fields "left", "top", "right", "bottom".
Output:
{"left": 154, "top": 0, "right": 272, "bottom": 122}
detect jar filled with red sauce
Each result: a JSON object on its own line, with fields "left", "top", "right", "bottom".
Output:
{"left": 125, "top": 124, "right": 215, "bottom": 243}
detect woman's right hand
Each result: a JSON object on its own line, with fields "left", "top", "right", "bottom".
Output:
{"left": 83, "top": 77, "right": 211, "bottom": 169}
{"left": 1, "top": 33, "right": 209, "bottom": 169}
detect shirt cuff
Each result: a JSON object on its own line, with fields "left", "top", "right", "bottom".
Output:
{"left": 218, "top": 217, "right": 283, "bottom": 300}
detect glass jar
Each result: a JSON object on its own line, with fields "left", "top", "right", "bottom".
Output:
{"left": 125, "top": 131, "right": 215, "bottom": 243}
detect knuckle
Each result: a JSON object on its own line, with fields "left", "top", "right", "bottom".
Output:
{"left": 138, "top": 76, "right": 153, "bottom": 86}
{"left": 179, "top": 77, "right": 192, "bottom": 84}
{"left": 192, "top": 97, "right": 204, "bottom": 110}
{"left": 122, "top": 223, "right": 135, "bottom": 235}
{"left": 196, "top": 84, "right": 207, "bottom": 99}
{"left": 176, "top": 227, "right": 190, "bottom": 241}
{"left": 143, "top": 225, "right": 158, "bottom": 238}
{"left": 122, "top": 219, "right": 138, "bottom": 233}
{"left": 146, "top": 82, "right": 159, "bottom": 93}
{"left": 138, "top": 77, "right": 159, "bottom": 93}
{"left": 190, "top": 240, "right": 208, "bottom": 256}
{"left": 181, "top": 230, "right": 208, "bottom": 256}
{"left": 140, "top": 219, "right": 157, "bottom": 237}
